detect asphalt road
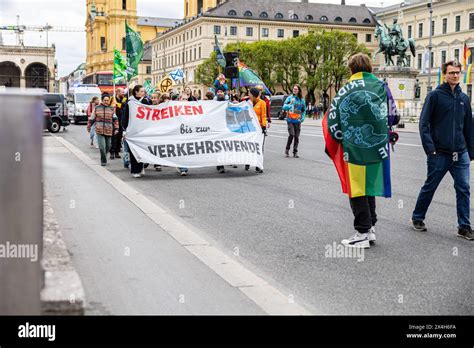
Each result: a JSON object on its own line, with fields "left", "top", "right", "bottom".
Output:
{"left": 54, "top": 121, "right": 474, "bottom": 315}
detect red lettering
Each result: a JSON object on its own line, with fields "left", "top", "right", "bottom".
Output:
{"left": 145, "top": 107, "right": 152, "bottom": 120}
{"left": 161, "top": 107, "right": 169, "bottom": 119}
{"left": 151, "top": 109, "right": 161, "bottom": 121}
{"left": 192, "top": 105, "right": 203, "bottom": 115}
{"left": 184, "top": 106, "right": 192, "bottom": 115}
{"left": 136, "top": 106, "right": 145, "bottom": 119}
{"left": 169, "top": 106, "right": 174, "bottom": 118}
{"left": 174, "top": 106, "right": 184, "bottom": 116}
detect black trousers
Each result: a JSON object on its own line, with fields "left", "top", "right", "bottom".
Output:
{"left": 349, "top": 196, "right": 377, "bottom": 234}
{"left": 128, "top": 144, "right": 144, "bottom": 174}
{"left": 286, "top": 122, "right": 301, "bottom": 153}
{"left": 110, "top": 127, "right": 123, "bottom": 154}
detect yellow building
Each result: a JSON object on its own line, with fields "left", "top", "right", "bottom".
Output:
{"left": 85, "top": 0, "right": 181, "bottom": 75}
{"left": 185, "top": 0, "right": 226, "bottom": 19}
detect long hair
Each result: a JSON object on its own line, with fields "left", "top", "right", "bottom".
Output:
{"left": 132, "top": 85, "right": 143, "bottom": 98}
{"left": 293, "top": 84, "right": 303, "bottom": 100}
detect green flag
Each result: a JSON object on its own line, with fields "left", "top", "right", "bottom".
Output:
{"left": 125, "top": 22, "right": 144, "bottom": 80}
{"left": 113, "top": 48, "right": 129, "bottom": 82}
{"left": 144, "top": 80, "right": 155, "bottom": 95}
{"left": 214, "top": 35, "right": 226, "bottom": 69}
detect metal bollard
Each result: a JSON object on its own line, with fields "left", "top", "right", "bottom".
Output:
{"left": 0, "top": 89, "right": 44, "bottom": 315}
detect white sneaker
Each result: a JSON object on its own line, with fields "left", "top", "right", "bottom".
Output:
{"left": 132, "top": 174, "right": 142, "bottom": 178}
{"left": 140, "top": 168, "right": 145, "bottom": 176}
{"left": 368, "top": 226, "right": 376, "bottom": 243}
{"left": 341, "top": 232, "right": 370, "bottom": 249}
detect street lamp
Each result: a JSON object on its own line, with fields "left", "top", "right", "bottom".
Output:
{"left": 427, "top": 0, "right": 433, "bottom": 93}
{"left": 316, "top": 43, "right": 326, "bottom": 112}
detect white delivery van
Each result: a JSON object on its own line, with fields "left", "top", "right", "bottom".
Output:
{"left": 67, "top": 84, "right": 102, "bottom": 124}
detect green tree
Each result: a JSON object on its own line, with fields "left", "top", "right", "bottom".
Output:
{"left": 195, "top": 51, "right": 221, "bottom": 87}
{"left": 274, "top": 38, "right": 301, "bottom": 94}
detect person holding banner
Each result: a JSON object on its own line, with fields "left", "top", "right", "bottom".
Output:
{"left": 283, "top": 85, "right": 306, "bottom": 158}
{"left": 123, "top": 85, "right": 152, "bottom": 178}
{"left": 184, "top": 86, "right": 198, "bottom": 102}
{"left": 87, "top": 94, "right": 119, "bottom": 167}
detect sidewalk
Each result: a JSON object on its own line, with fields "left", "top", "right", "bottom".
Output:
{"left": 272, "top": 118, "right": 420, "bottom": 133}
{"left": 43, "top": 134, "right": 310, "bottom": 315}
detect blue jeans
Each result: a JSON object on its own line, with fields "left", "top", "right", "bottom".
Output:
{"left": 122, "top": 140, "right": 130, "bottom": 168}
{"left": 412, "top": 151, "right": 471, "bottom": 228}
{"left": 90, "top": 124, "right": 96, "bottom": 142}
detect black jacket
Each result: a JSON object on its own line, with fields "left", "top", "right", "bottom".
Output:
{"left": 122, "top": 96, "right": 152, "bottom": 131}
{"left": 419, "top": 83, "right": 473, "bottom": 159}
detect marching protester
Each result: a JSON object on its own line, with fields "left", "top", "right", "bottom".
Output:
{"left": 110, "top": 88, "right": 126, "bottom": 160}
{"left": 87, "top": 94, "right": 119, "bottom": 166}
{"left": 86, "top": 96, "right": 100, "bottom": 148}
{"left": 214, "top": 74, "right": 229, "bottom": 94}
{"left": 122, "top": 85, "right": 152, "bottom": 178}
{"left": 246, "top": 87, "right": 267, "bottom": 173}
{"left": 283, "top": 84, "right": 306, "bottom": 158}
{"left": 159, "top": 93, "right": 170, "bottom": 104}
{"left": 323, "top": 53, "right": 397, "bottom": 249}
{"left": 184, "top": 86, "right": 198, "bottom": 101}
{"left": 411, "top": 60, "right": 474, "bottom": 240}
{"left": 256, "top": 85, "right": 271, "bottom": 128}
{"left": 151, "top": 92, "right": 161, "bottom": 105}
{"left": 214, "top": 87, "right": 228, "bottom": 101}
{"left": 203, "top": 91, "right": 214, "bottom": 100}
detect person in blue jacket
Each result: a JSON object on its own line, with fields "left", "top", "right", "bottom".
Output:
{"left": 411, "top": 60, "right": 474, "bottom": 240}
{"left": 283, "top": 84, "right": 306, "bottom": 158}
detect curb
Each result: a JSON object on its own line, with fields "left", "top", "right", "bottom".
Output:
{"left": 41, "top": 199, "right": 86, "bottom": 315}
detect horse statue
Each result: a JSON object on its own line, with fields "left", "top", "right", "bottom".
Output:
{"left": 373, "top": 24, "right": 416, "bottom": 67}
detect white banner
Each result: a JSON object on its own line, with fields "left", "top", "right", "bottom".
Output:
{"left": 125, "top": 100, "right": 265, "bottom": 168}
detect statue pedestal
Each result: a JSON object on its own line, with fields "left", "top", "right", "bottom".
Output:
{"left": 374, "top": 66, "right": 420, "bottom": 125}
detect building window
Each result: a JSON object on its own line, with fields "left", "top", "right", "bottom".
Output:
{"left": 363, "top": 18, "right": 371, "bottom": 24}
{"left": 418, "top": 23, "right": 423, "bottom": 38}
{"left": 407, "top": 25, "right": 412, "bottom": 38}
{"left": 431, "top": 20, "right": 435, "bottom": 36}
{"left": 260, "top": 12, "right": 268, "bottom": 18}
{"left": 246, "top": 27, "right": 253, "bottom": 36}
{"left": 293, "top": 30, "right": 299, "bottom": 38}
{"left": 228, "top": 10, "right": 237, "bottom": 16}
{"left": 199, "top": 46, "right": 201, "bottom": 59}
{"left": 122, "top": 0, "right": 126, "bottom": 10}
{"left": 334, "top": 16, "right": 342, "bottom": 22}
{"left": 406, "top": 56, "right": 411, "bottom": 67}
{"left": 366, "top": 34, "right": 372, "bottom": 42}
{"left": 442, "top": 18, "right": 447, "bottom": 34}
{"left": 146, "top": 66, "right": 151, "bottom": 74}
{"left": 441, "top": 50, "right": 446, "bottom": 65}
{"left": 275, "top": 13, "right": 283, "bottom": 19}
{"left": 214, "top": 25, "right": 221, "bottom": 35}
{"left": 470, "top": 13, "right": 474, "bottom": 30}
{"left": 469, "top": 48, "right": 474, "bottom": 64}
{"left": 262, "top": 28, "right": 269, "bottom": 37}
{"left": 244, "top": 11, "right": 252, "bottom": 17}
{"left": 320, "top": 16, "right": 328, "bottom": 22}
{"left": 430, "top": 52, "right": 434, "bottom": 68}
{"left": 101, "top": 37, "right": 106, "bottom": 51}
{"left": 349, "top": 17, "right": 357, "bottom": 23}
{"left": 122, "top": 37, "right": 126, "bottom": 51}
{"left": 194, "top": 48, "right": 196, "bottom": 61}
{"left": 417, "top": 53, "right": 422, "bottom": 69}
{"left": 230, "top": 26, "right": 237, "bottom": 36}
{"left": 305, "top": 15, "right": 313, "bottom": 21}
{"left": 291, "top": 14, "right": 299, "bottom": 20}
{"left": 454, "top": 48, "right": 460, "bottom": 62}
{"left": 353, "top": 33, "right": 358, "bottom": 40}
{"left": 277, "top": 29, "right": 284, "bottom": 38}
{"left": 455, "top": 15, "right": 461, "bottom": 32}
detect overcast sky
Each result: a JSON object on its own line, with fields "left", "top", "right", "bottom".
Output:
{"left": 0, "top": 0, "right": 403, "bottom": 77}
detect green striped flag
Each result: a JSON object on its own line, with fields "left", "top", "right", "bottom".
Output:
{"left": 113, "top": 49, "right": 129, "bottom": 82}
{"left": 144, "top": 80, "right": 155, "bottom": 95}
{"left": 125, "top": 22, "right": 144, "bottom": 80}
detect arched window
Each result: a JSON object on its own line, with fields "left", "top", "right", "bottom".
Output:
{"left": 275, "top": 13, "right": 284, "bottom": 19}
{"left": 244, "top": 11, "right": 253, "bottom": 17}
{"left": 305, "top": 15, "right": 314, "bottom": 21}
{"left": 228, "top": 10, "right": 237, "bottom": 16}
{"left": 349, "top": 17, "right": 357, "bottom": 23}
{"left": 334, "top": 16, "right": 342, "bottom": 22}
{"left": 320, "top": 16, "right": 328, "bottom": 22}
{"left": 363, "top": 18, "right": 371, "bottom": 24}
{"left": 260, "top": 12, "right": 268, "bottom": 18}
{"left": 291, "top": 13, "right": 299, "bottom": 20}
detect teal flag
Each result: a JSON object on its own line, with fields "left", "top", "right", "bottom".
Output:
{"left": 214, "top": 35, "right": 226, "bottom": 69}
{"left": 144, "top": 80, "right": 155, "bottom": 95}
{"left": 126, "top": 22, "right": 144, "bottom": 80}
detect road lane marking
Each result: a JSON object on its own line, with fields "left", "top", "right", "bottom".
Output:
{"left": 53, "top": 135, "right": 313, "bottom": 316}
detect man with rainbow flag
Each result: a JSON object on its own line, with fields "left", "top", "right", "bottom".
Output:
{"left": 323, "top": 53, "right": 398, "bottom": 249}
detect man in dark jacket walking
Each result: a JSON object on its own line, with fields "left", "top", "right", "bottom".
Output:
{"left": 411, "top": 60, "right": 474, "bottom": 240}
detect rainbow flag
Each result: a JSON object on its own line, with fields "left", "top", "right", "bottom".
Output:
{"left": 323, "top": 114, "right": 391, "bottom": 198}
{"left": 464, "top": 64, "right": 472, "bottom": 84}
{"left": 231, "top": 62, "right": 271, "bottom": 95}
{"left": 437, "top": 67, "right": 444, "bottom": 86}
{"left": 463, "top": 43, "right": 471, "bottom": 70}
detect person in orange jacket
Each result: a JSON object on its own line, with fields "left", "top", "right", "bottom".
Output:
{"left": 248, "top": 87, "right": 267, "bottom": 173}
